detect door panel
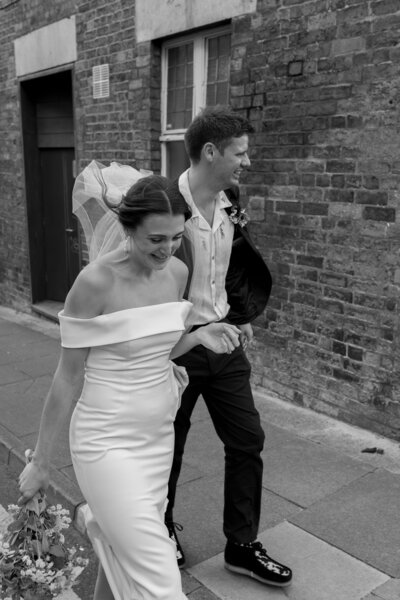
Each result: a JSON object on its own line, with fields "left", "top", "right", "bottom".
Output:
{"left": 21, "top": 70, "right": 76, "bottom": 305}
{"left": 40, "top": 148, "right": 79, "bottom": 301}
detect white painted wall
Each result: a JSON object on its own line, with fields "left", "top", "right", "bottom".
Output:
{"left": 14, "top": 16, "right": 77, "bottom": 77}
{"left": 135, "top": 0, "right": 257, "bottom": 43}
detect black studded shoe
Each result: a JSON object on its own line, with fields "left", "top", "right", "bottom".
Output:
{"left": 225, "top": 540, "right": 292, "bottom": 587}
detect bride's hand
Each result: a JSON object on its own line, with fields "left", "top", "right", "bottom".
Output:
{"left": 18, "top": 460, "right": 49, "bottom": 505}
{"left": 196, "top": 323, "right": 240, "bottom": 354}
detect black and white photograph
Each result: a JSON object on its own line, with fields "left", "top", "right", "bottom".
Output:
{"left": 0, "top": 1, "right": 399, "bottom": 598}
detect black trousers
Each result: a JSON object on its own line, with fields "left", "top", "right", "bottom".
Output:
{"left": 166, "top": 342, "right": 265, "bottom": 544}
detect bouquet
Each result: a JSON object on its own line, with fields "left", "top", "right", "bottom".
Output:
{"left": 0, "top": 456, "right": 88, "bottom": 599}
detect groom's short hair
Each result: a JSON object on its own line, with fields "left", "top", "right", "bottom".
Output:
{"left": 184, "top": 105, "right": 254, "bottom": 163}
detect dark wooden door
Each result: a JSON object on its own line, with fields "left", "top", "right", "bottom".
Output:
{"left": 21, "top": 70, "right": 78, "bottom": 305}
{"left": 39, "top": 148, "right": 79, "bottom": 301}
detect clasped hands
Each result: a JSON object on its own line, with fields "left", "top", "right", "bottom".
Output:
{"left": 196, "top": 322, "right": 241, "bottom": 354}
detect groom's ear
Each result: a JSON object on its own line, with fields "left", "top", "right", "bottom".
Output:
{"left": 203, "top": 142, "right": 216, "bottom": 162}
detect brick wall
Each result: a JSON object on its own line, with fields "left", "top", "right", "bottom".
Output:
{"left": 232, "top": 1, "right": 400, "bottom": 439}
{"left": 73, "top": 0, "right": 159, "bottom": 172}
{"left": 0, "top": 0, "right": 79, "bottom": 309}
{"left": 0, "top": 0, "right": 158, "bottom": 308}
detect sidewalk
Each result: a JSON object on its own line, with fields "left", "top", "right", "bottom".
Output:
{"left": 1, "top": 305, "right": 400, "bottom": 600}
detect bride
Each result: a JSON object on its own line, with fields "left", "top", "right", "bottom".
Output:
{"left": 18, "top": 162, "right": 240, "bottom": 600}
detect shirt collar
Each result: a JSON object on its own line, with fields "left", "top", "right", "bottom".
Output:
{"left": 178, "top": 169, "right": 232, "bottom": 221}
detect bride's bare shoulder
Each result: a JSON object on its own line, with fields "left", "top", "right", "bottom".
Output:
{"left": 64, "top": 262, "right": 114, "bottom": 317}
{"left": 169, "top": 256, "right": 188, "bottom": 278}
{"left": 169, "top": 256, "right": 188, "bottom": 298}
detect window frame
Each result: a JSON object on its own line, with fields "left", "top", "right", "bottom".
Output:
{"left": 160, "top": 25, "right": 231, "bottom": 176}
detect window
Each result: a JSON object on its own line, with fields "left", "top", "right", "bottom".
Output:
{"left": 161, "top": 27, "right": 231, "bottom": 180}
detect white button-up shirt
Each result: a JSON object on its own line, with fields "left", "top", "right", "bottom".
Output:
{"left": 178, "top": 170, "right": 234, "bottom": 327}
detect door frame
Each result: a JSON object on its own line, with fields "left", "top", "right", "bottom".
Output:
{"left": 19, "top": 64, "right": 78, "bottom": 306}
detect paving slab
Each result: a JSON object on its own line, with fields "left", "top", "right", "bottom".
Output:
{"left": 181, "top": 570, "right": 216, "bottom": 596}
{"left": 186, "top": 588, "right": 220, "bottom": 599}
{"left": 261, "top": 435, "right": 373, "bottom": 507}
{"left": 13, "top": 352, "right": 59, "bottom": 378}
{"left": 174, "top": 470, "right": 301, "bottom": 568}
{"left": 1, "top": 323, "right": 47, "bottom": 342}
{"left": 0, "top": 375, "right": 52, "bottom": 436}
{"left": 60, "top": 464, "right": 80, "bottom": 485}
{"left": 0, "top": 307, "right": 60, "bottom": 340}
{"left": 182, "top": 417, "right": 225, "bottom": 475}
{"left": 254, "top": 391, "right": 400, "bottom": 475}
{"left": 3, "top": 332, "right": 57, "bottom": 353}
{"left": 0, "top": 363, "right": 30, "bottom": 385}
{"left": 174, "top": 471, "right": 227, "bottom": 566}
{"left": 363, "top": 578, "right": 400, "bottom": 599}
{"left": 290, "top": 469, "right": 400, "bottom": 577}
{"left": 178, "top": 460, "right": 204, "bottom": 487}
{"left": 0, "top": 320, "right": 25, "bottom": 336}
{"left": 189, "top": 522, "right": 389, "bottom": 600}
{"left": 0, "top": 348, "right": 15, "bottom": 366}
{"left": 191, "top": 398, "right": 209, "bottom": 423}
{"left": 262, "top": 420, "right": 303, "bottom": 449}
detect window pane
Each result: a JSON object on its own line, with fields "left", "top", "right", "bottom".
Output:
{"left": 216, "top": 82, "right": 229, "bottom": 104}
{"left": 219, "top": 33, "right": 231, "bottom": 56}
{"left": 208, "top": 58, "right": 217, "bottom": 82}
{"left": 206, "top": 34, "right": 231, "bottom": 107}
{"left": 166, "top": 141, "right": 190, "bottom": 181}
{"left": 218, "top": 55, "right": 230, "bottom": 80}
{"left": 208, "top": 37, "right": 218, "bottom": 59}
{"left": 206, "top": 84, "right": 216, "bottom": 106}
{"left": 167, "top": 43, "right": 193, "bottom": 130}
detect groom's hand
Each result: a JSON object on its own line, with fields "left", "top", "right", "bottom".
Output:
{"left": 238, "top": 322, "right": 253, "bottom": 350}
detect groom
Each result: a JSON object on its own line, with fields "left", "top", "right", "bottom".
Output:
{"left": 166, "top": 105, "right": 292, "bottom": 588}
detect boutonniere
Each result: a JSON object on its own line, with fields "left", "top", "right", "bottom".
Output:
{"left": 228, "top": 206, "right": 249, "bottom": 228}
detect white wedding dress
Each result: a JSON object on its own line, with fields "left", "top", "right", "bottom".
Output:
{"left": 59, "top": 301, "right": 192, "bottom": 600}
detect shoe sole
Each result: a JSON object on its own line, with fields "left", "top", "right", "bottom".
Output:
{"left": 224, "top": 562, "right": 292, "bottom": 587}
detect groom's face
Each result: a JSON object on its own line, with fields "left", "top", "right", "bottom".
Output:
{"left": 211, "top": 134, "right": 251, "bottom": 188}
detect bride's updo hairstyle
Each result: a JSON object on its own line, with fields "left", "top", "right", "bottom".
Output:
{"left": 105, "top": 174, "right": 191, "bottom": 231}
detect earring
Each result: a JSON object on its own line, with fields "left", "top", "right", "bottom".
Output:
{"left": 124, "top": 236, "right": 130, "bottom": 256}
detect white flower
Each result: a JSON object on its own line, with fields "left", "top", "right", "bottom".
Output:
{"left": 0, "top": 494, "right": 88, "bottom": 596}
{"left": 35, "top": 558, "right": 46, "bottom": 569}
{"left": 228, "top": 206, "right": 249, "bottom": 228}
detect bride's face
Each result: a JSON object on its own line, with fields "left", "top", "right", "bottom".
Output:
{"left": 130, "top": 213, "right": 186, "bottom": 270}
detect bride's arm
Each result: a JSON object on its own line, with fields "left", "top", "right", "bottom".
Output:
{"left": 17, "top": 270, "right": 105, "bottom": 503}
{"left": 170, "top": 322, "right": 240, "bottom": 359}
{"left": 18, "top": 346, "right": 88, "bottom": 503}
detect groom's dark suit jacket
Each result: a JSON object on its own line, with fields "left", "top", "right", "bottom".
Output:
{"left": 172, "top": 183, "right": 272, "bottom": 326}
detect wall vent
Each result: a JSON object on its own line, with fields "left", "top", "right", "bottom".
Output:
{"left": 92, "top": 64, "right": 110, "bottom": 99}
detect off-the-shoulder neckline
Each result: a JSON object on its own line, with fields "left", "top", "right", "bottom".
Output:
{"left": 59, "top": 300, "right": 191, "bottom": 321}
